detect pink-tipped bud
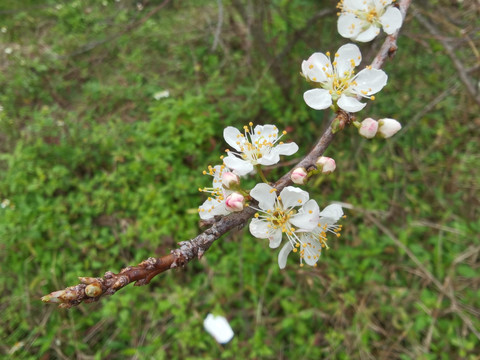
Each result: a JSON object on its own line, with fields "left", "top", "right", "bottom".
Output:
{"left": 225, "top": 192, "right": 245, "bottom": 212}
{"left": 222, "top": 172, "right": 240, "bottom": 189}
{"left": 359, "top": 118, "right": 378, "bottom": 139}
{"left": 378, "top": 118, "right": 401, "bottom": 138}
{"left": 291, "top": 167, "right": 308, "bottom": 184}
{"left": 316, "top": 156, "right": 336, "bottom": 174}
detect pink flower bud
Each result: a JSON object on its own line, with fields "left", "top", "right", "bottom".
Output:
{"left": 291, "top": 167, "right": 308, "bottom": 184}
{"left": 225, "top": 192, "right": 244, "bottom": 212}
{"left": 316, "top": 156, "right": 336, "bottom": 174}
{"left": 221, "top": 172, "right": 240, "bottom": 189}
{"left": 378, "top": 118, "right": 401, "bottom": 138}
{"left": 359, "top": 118, "right": 378, "bottom": 139}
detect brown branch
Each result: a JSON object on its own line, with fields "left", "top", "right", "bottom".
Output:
{"left": 370, "top": 0, "right": 412, "bottom": 70}
{"left": 42, "top": 0, "right": 413, "bottom": 308}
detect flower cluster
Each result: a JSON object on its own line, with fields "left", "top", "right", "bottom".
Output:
{"left": 198, "top": 123, "right": 342, "bottom": 268}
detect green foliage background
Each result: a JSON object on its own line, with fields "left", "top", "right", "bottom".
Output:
{"left": 0, "top": 0, "right": 479, "bottom": 359}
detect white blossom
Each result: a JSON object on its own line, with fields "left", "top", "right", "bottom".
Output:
{"left": 223, "top": 123, "right": 298, "bottom": 176}
{"left": 198, "top": 165, "right": 234, "bottom": 220}
{"left": 249, "top": 183, "right": 320, "bottom": 253}
{"left": 337, "top": 0, "right": 403, "bottom": 42}
{"left": 302, "top": 44, "right": 388, "bottom": 112}
{"left": 278, "top": 204, "right": 344, "bottom": 269}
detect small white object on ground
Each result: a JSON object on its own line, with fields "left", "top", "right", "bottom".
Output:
{"left": 203, "top": 313, "right": 234, "bottom": 344}
{"left": 153, "top": 90, "right": 170, "bottom": 100}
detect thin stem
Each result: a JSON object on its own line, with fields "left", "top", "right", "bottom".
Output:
{"left": 255, "top": 164, "right": 269, "bottom": 184}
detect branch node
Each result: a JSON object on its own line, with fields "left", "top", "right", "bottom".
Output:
{"left": 388, "top": 44, "right": 398, "bottom": 58}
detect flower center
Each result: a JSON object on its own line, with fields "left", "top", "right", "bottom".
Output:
{"left": 199, "top": 165, "right": 227, "bottom": 203}
{"left": 271, "top": 209, "right": 291, "bottom": 227}
{"left": 322, "top": 53, "right": 358, "bottom": 100}
{"left": 293, "top": 221, "right": 344, "bottom": 267}
{"left": 337, "top": 0, "right": 387, "bottom": 26}
{"left": 229, "top": 123, "right": 286, "bottom": 165}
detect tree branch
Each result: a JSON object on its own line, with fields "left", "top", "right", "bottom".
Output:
{"left": 42, "top": 0, "right": 412, "bottom": 308}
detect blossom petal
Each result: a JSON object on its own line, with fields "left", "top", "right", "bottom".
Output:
{"left": 249, "top": 218, "right": 270, "bottom": 239}
{"left": 252, "top": 124, "right": 278, "bottom": 144}
{"left": 344, "top": 0, "right": 368, "bottom": 11}
{"left": 303, "top": 89, "right": 332, "bottom": 110}
{"left": 319, "top": 204, "right": 344, "bottom": 223}
{"left": 274, "top": 142, "right": 299, "bottom": 156}
{"left": 211, "top": 165, "right": 226, "bottom": 188}
{"left": 301, "top": 53, "right": 331, "bottom": 82}
{"left": 319, "top": 204, "right": 344, "bottom": 227}
{"left": 337, "top": 13, "right": 364, "bottom": 39}
{"left": 258, "top": 153, "right": 280, "bottom": 166}
{"left": 199, "top": 198, "right": 229, "bottom": 220}
{"left": 250, "top": 183, "right": 276, "bottom": 210}
{"left": 223, "top": 154, "right": 253, "bottom": 176}
{"left": 261, "top": 142, "right": 299, "bottom": 165}
{"left": 353, "top": 24, "right": 381, "bottom": 42}
{"left": 223, "top": 126, "right": 243, "bottom": 151}
{"left": 278, "top": 242, "right": 293, "bottom": 269}
{"left": 337, "top": 94, "right": 366, "bottom": 112}
{"left": 352, "top": 68, "right": 388, "bottom": 96}
{"left": 279, "top": 186, "right": 309, "bottom": 209}
{"left": 269, "top": 229, "right": 283, "bottom": 249}
{"left": 290, "top": 199, "right": 319, "bottom": 231}
{"left": 303, "top": 240, "right": 322, "bottom": 266}
{"left": 380, "top": 7, "right": 403, "bottom": 35}
{"left": 374, "top": 0, "right": 393, "bottom": 6}
{"left": 336, "top": 44, "right": 362, "bottom": 76}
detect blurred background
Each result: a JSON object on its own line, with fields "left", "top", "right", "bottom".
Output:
{"left": 1, "top": 0, "right": 479, "bottom": 359}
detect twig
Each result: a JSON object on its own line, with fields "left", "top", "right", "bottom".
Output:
{"left": 42, "top": 0, "right": 413, "bottom": 308}
{"left": 365, "top": 213, "right": 480, "bottom": 341}
{"left": 272, "top": 8, "right": 335, "bottom": 65}
{"left": 63, "top": 0, "right": 172, "bottom": 58}
{"left": 413, "top": 7, "right": 480, "bottom": 106}
{"left": 211, "top": 0, "right": 223, "bottom": 52}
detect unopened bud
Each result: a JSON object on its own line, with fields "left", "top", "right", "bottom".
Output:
{"left": 291, "top": 167, "right": 308, "bottom": 184}
{"left": 378, "top": 118, "right": 401, "bottom": 138}
{"left": 316, "top": 156, "right": 336, "bottom": 174}
{"left": 358, "top": 118, "right": 378, "bottom": 139}
{"left": 222, "top": 172, "right": 240, "bottom": 189}
{"left": 85, "top": 283, "right": 103, "bottom": 298}
{"left": 41, "top": 290, "right": 65, "bottom": 303}
{"left": 331, "top": 118, "right": 344, "bottom": 133}
{"left": 225, "top": 192, "right": 245, "bottom": 212}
